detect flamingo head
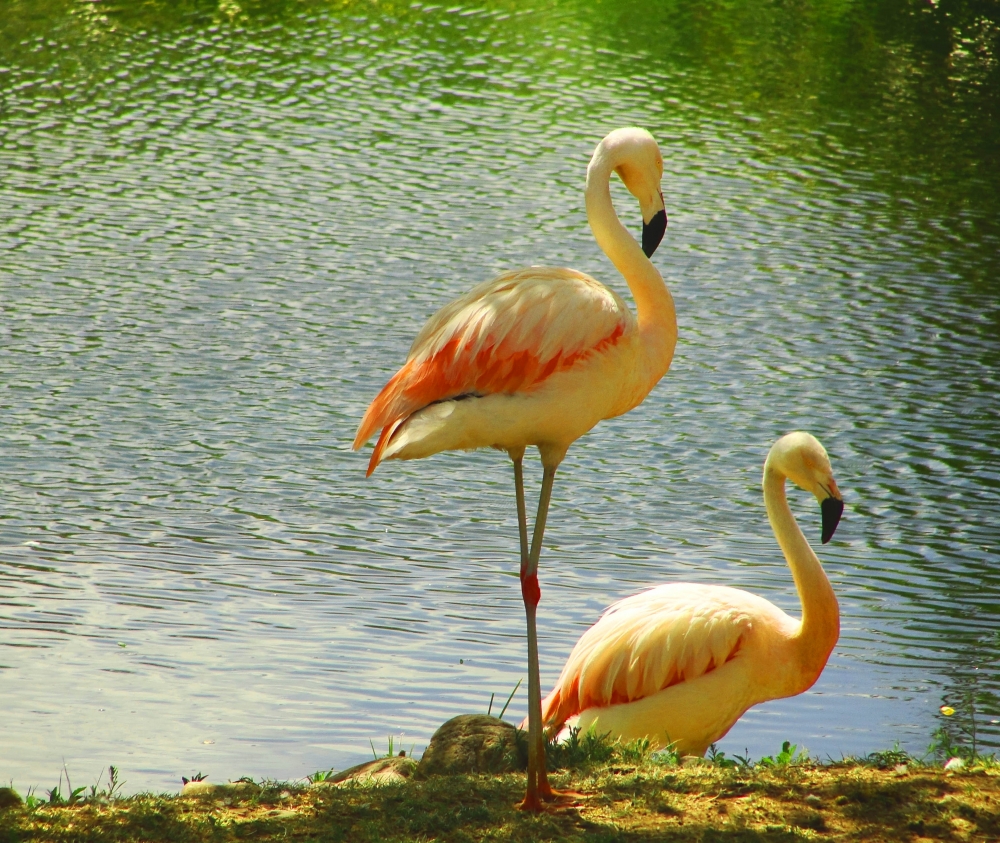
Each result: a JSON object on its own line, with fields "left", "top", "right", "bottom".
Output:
{"left": 598, "top": 127, "right": 667, "bottom": 257}
{"left": 767, "top": 431, "right": 844, "bottom": 544}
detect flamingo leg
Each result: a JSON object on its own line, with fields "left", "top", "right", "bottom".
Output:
{"left": 520, "top": 576, "right": 544, "bottom": 809}
{"left": 527, "top": 464, "right": 555, "bottom": 570}
{"left": 510, "top": 449, "right": 529, "bottom": 569}
{"left": 517, "top": 464, "right": 557, "bottom": 811}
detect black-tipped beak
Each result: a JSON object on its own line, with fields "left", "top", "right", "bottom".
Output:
{"left": 820, "top": 496, "right": 844, "bottom": 544}
{"left": 642, "top": 208, "right": 667, "bottom": 258}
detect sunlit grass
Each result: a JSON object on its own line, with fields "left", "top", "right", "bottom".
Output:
{"left": 4, "top": 736, "right": 1000, "bottom": 842}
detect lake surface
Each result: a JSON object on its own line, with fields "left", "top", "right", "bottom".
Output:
{"left": 2, "top": 0, "right": 998, "bottom": 793}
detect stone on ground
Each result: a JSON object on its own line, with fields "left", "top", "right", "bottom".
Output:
{"left": 417, "top": 714, "right": 524, "bottom": 776}
{"left": 317, "top": 755, "right": 418, "bottom": 787}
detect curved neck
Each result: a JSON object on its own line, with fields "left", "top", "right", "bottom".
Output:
{"left": 762, "top": 465, "right": 839, "bottom": 683}
{"left": 585, "top": 151, "right": 677, "bottom": 385}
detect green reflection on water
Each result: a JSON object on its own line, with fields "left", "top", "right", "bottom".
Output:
{"left": 1, "top": 0, "right": 998, "bottom": 779}
{"left": 4, "top": 0, "right": 997, "bottom": 233}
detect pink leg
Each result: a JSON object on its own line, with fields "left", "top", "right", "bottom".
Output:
{"left": 517, "top": 464, "right": 556, "bottom": 810}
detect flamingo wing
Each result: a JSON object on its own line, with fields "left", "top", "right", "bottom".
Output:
{"left": 353, "top": 267, "right": 630, "bottom": 470}
{"left": 540, "top": 584, "right": 753, "bottom": 731}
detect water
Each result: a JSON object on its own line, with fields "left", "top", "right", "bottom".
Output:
{"left": 1, "top": 0, "right": 998, "bottom": 792}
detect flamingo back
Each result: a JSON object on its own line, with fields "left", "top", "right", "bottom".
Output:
{"left": 540, "top": 584, "right": 754, "bottom": 731}
{"left": 353, "top": 267, "right": 631, "bottom": 472}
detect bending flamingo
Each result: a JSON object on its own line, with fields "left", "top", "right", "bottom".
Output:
{"left": 353, "top": 128, "right": 676, "bottom": 809}
{"left": 534, "top": 432, "right": 844, "bottom": 756}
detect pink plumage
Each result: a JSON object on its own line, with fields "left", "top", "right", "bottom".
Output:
{"left": 540, "top": 585, "right": 752, "bottom": 731}
{"left": 354, "top": 268, "right": 630, "bottom": 476}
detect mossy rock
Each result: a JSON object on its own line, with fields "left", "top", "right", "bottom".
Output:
{"left": 179, "top": 780, "right": 261, "bottom": 798}
{"left": 317, "top": 755, "right": 418, "bottom": 787}
{"left": 418, "top": 714, "right": 525, "bottom": 777}
{"left": 0, "top": 787, "right": 22, "bottom": 810}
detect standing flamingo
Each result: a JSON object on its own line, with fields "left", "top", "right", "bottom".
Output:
{"left": 353, "top": 128, "right": 675, "bottom": 810}
{"left": 531, "top": 431, "right": 844, "bottom": 756}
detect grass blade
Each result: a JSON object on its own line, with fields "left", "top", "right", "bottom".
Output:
{"left": 498, "top": 678, "right": 522, "bottom": 720}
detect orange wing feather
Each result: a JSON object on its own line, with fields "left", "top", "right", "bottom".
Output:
{"left": 541, "top": 585, "right": 752, "bottom": 731}
{"left": 354, "top": 267, "right": 629, "bottom": 472}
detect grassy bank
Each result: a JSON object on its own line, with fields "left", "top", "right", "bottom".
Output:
{"left": 3, "top": 747, "right": 999, "bottom": 842}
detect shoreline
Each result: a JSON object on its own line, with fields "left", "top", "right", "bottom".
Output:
{"left": 3, "top": 744, "right": 998, "bottom": 841}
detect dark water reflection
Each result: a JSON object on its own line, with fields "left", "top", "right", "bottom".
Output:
{"left": 1, "top": 0, "right": 998, "bottom": 791}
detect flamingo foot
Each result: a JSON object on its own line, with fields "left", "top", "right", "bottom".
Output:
{"left": 517, "top": 788, "right": 582, "bottom": 813}
{"left": 517, "top": 772, "right": 583, "bottom": 812}
{"left": 540, "top": 782, "right": 586, "bottom": 806}
{"left": 516, "top": 791, "right": 544, "bottom": 813}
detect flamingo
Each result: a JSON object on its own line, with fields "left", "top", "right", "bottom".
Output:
{"left": 533, "top": 432, "right": 844, "bottom": 757}
{"left": 353, "top": 128, "right": 676, "bottom": 809}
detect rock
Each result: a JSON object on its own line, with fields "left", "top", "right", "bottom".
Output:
{"left": 944, "top": 757, "right": 966, "bottom": 771}
{"left": 315, "top": 756, "right": 418, "bottom": 787}
{"left": 417, "top": 714, "right": 524, "bottom": 776}
{"left": 0, "top": 787, "right": 22, "bottom": 809}
{"left": 180, "top": 781, "right": 218, "bottom": 797}
{"left": 180, "top": 780, "right": 260, "bottom": 798}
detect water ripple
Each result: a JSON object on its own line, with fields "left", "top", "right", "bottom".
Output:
{"left": 1, "top": 0, "right": 998, "bottom": 792}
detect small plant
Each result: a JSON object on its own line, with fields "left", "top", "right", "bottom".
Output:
{"left": 18, "top": 763, "right": 129, "bottom": 807}
{"left": 546, "top": 726, "right": 605, "bottom": 770}
{"left": 932, "top": 635, "right": 1000, "bottom": 763}
{"left": 24, "top": 787, "right": 47, "bottom": 810}
{"left": 936, "top": 683, "right": 982, "bottom": 760}
{"left": 931, "top": 686, "right": 1000, "bottom": 763}
{"left": 651, "top": 744, "right": 681, "bottom": 766}
{"left": 861, "top": 745, "right": 913, "bottom": 769}
{"left": 109, "top": 765, "right": 124, "bottom": 798}
{"left": 757, "top": 741, "right": 801, "bottom": 768}
{"left": 182, "top": 772, "right": 208, "bottom": 785}
{"left": 706, "top": 743, "right": 738, "bottom": 768}
{"left": 704, "top": 744, "right": 754, "bottom": 769}
{"left": 307, "top": 769, "right": 337, "bottom": 784}
{"left": 926, "top": 720, "right": 991, "bottom": 766}
{"left": 618, "top": 737, "right": 653, "bottom": 764}
{"left": 544, "top": 727, "right": 653, "bottom": 771}
{"left": 371, "top": 736, "right": 391, "bottom": 759}
{"left": 88, "top": 765, "right": 125, "bottom": 802}
{"left": 39, "top": 764, "right": 89, "bottom": 807}
{"left": 369, "top": 736, "right": 411, "bottom": 759}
